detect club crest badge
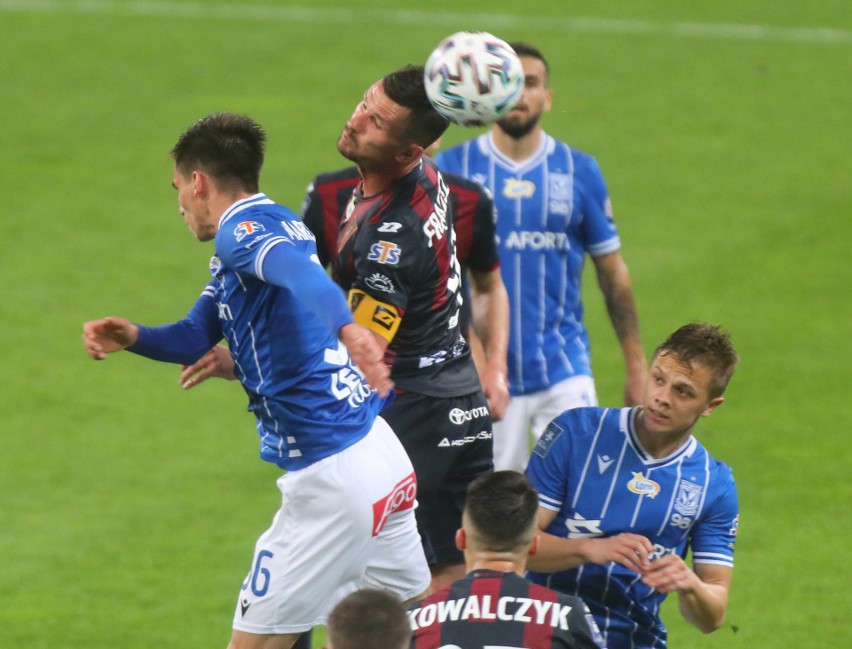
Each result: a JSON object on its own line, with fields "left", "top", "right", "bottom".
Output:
{"left": 674, "top": 479, "right": 703, "bottom": 517}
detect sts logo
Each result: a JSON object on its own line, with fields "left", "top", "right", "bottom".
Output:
{"left": 234, "top": 221, "right": 265, "bottom": 242}
{"left": 367, "top": 241, "right": 400, "bottom": 265}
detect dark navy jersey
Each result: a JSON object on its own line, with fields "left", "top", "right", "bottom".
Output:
{"left": 302, "top": 159, "right": 481, "bottom": 396}
{"left": 301, "top": 162, "right": 499, "bottom": 273}
{"left": 409, "top": 570, "right": 605, "bottom": 649}
{"left": 526, "top": 407, "right": 738, "bottom": 648}
{"left": 301, "top": 163, "right": 500, "bottom": 335}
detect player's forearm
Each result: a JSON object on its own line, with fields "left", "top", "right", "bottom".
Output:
{"left": 525, "top": 532, "right": 591, "bottom": 572}
{"left": 678, "top": 581, "right": 729, "bottom": 633}
{"left": 470, "top": 276, "right": 509, "bottom": 375}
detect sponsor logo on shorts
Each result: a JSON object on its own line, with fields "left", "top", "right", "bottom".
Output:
{"left": 437, "top": 430, "right": 492, "bottom": 448}
{"left": 448, "top": 406, "right": 489, "bottom": 425}
{"left": 372, "top": 472, "right": 417, "bottom": 537}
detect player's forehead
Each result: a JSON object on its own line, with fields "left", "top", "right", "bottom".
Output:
{"left": 364, "top": 81, "right": 410, "bottom": 127}
{"left": 652, "top": 352, "right": 712, "bottom": 391}
{"left": 519, "top": 55, "right": 547, "bottom": 85}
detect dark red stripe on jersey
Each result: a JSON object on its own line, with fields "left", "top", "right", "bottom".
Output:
{"left": 525, "top": 581, "right": 559, "bottom": 649}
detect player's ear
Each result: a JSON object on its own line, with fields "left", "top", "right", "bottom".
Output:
{"left": 397, "top": 143, "right": 424, "bottom": 166}
{"left": 455, "top": 528, "right": 466, "bottom": 551}
{"left": 701, "top": 396, "right": 724, "bottom": 417}
{"left": 528, "top": 534, "right": 539, "bottom": 557}
{"left": 191, "top": 170, "right": 208, "bottom": 197}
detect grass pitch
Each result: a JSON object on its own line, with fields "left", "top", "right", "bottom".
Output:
{"left": 1, "top": 1, "right": 850, "bottom": 647}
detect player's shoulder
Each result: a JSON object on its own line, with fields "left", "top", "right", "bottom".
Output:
{"left": 217, "top": 196, "right": 308, "bottom": 250}
{"left": 306, "top": 166, "right": 360, "bottom": 195}
{"left": 442, "top": 169, "right": 488, "bottom": 197}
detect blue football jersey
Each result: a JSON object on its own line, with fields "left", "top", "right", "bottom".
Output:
{"left": 436, "top": 133, "right": 621, "bottom": 395}
{"left": 525, "top": 407, "right": 738, "bottom": 649}
{"left": 209, "top": 194, "right": 387, "bottom": 470}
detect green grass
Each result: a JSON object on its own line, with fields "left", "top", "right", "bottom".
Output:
{"left": 1, "top": 1, "right": 850, "bottom": 647}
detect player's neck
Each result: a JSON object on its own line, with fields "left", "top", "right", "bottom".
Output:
{"left": 634, "top": 408, "right": 695, "bottom": 459}
{"left": 490, "top": 127, "right": 543, "bottom": 162}
{"left": 467, "top": 557, "right": 526, "bottom": 577}
{"left": 359, "top": 160, "right": 419, "bottom": 197}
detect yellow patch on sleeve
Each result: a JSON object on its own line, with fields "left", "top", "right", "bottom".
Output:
{"left": 348, "top": 289, "right": 402, "bottom": 342}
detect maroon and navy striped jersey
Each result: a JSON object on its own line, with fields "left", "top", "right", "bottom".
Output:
{"left": 300, "top": 161, "right": 499, "bottom": 273}
{"left": 409, "top": 570, "right": 605, "bottom": 649}
{"left": 302, "top": 159, "right": 481, "bottom": 396}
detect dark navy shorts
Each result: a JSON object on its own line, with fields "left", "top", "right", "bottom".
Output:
{"left": 381, "top": 390, "right": 493, "bottom": 566}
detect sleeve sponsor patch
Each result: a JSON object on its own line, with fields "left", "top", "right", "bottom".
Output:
{"left": 348, "top": 289, "right": 401, "bottom": 342}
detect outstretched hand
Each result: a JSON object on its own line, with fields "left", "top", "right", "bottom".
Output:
{"left": 82, "top": 317, "right": 139, "bottom": 360}
{"left": 339, "top": 323, "right": 393, "bottom": 398}
{"left": 180, "top": 344, "right": 236, "bottom": 389}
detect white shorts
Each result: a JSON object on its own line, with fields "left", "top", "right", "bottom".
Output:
{"left": 232, "top": 416, "right": 430, "bottom": 635}
{"left": 492, "top": 375, "right": 597, "bottom": 472}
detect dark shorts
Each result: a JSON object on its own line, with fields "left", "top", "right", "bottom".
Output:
{"left": 381, "top": 390, "right": 493, "bottom": 566}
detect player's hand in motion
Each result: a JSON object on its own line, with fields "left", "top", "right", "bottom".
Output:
{"left": 180, "top": 344, "right": 236, "bottom": 389}
{"left": 640, "top": 553, "right": 698, "bottom": 594}
{"left": 583, "top": 533, "right": 655, "bottom": 574}
{"left": 82, "top": 317, "right": 139, "bottom": 360}
{"left": 340, "top": 323, "right": 393, "bottom": 398}
{"left": 480, "top": 366, "right": 509, "bottom": 421}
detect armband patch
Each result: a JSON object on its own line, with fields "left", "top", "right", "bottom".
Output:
{"left": 348, "top": 289, "right": 401, "bottom": 342}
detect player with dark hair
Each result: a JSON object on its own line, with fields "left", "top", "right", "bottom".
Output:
{"left": 177, "top": 66, "right": 496, "bottom": 594}
{"left": 409, "top": 471, "right": 604, "bottom": 648}
{"left": 436, "top": 41, "right": 646, "bottom": 472}
{"left": 332, "top": 64, "right": 495, "bottom": 591}
{"left": 525, "top": 322, "right": 740, "bottom": 649}
{"left": 301, "top": 150, "right": 509, "bottom": 420}
{"left": 325, "top": 589, "right": 412, "bottom": 649}
{"left": 82, "top": 112, "right": 430, "bottom": 649}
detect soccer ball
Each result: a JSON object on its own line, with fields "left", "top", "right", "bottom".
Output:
{"left": 424, "top": 31, "right": 524, "bottom": 127}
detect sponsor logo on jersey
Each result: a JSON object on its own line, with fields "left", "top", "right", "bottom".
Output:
{"left": 627, "top": 472, "right": 661, "bottom": 498}
{"left": 448, "top": 406, "right": 490, "bottom": 425}
{"left": 730, "top": 514, "right": 740, "bottom": 537}
{"left": 502, "top": 178, "right": 536, "bottom": 199}
{"left": 596, "top": 454, "right": 615, "bottom": 474}
{"left": 372, "top": 472, "right": 417, "bottom": 536}
{"left": 565, "top": 513, "right": 604, "bottom": 538}
{"left": 244, "top": 232, "right": 274, "bottom": 249}
{"left": 409, "top": 594, "right": 575, "bottom": 630}
{"left": 367, "top": 240, "right": 400, "bottom": 264}
{"left": 240, "top": 599, "right": 251, "bottom": 617}
{"left": 364, "top": 272, "right": 395, "bottom": 294}
{"left": 377, "top": 221, "right": 403, "bottom": 233}
{"left": 418, "top": 350, "right": 448, "bottom": 369}
{"left": 533, "top": 421, "right": 564, "bottom": 457}
{"left": 503, "top": 230, "right": 570, "bottom": 251}
{"left": 234, "top": 220, "right": 265, "bottom": 242}
{"left": 674, "top": 479, "right": 703, "bottom": 516}
{"left": 437, "top": 430, "right": 493, "bottom": 448}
